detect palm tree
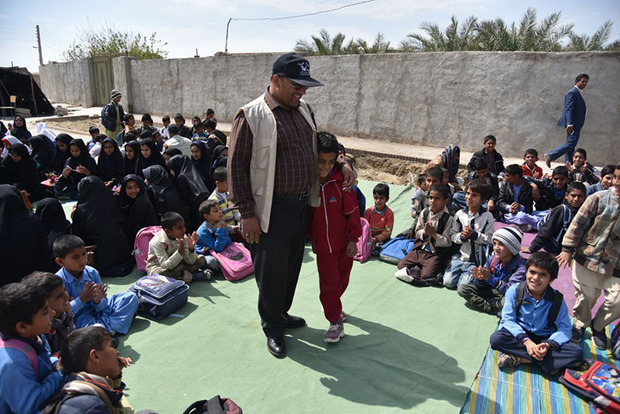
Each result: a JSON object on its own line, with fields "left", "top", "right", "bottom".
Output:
{"left": 400, "top": 16, "right": 478, "bottom": 51}
{"left": 566, "top": 20, "right": 614, "bottom": 51}
{"left": 295, "top": 29, "right": 350, "bottom": 55}
{"left": 357, "top": 33, "right": 395, "bottom": 54}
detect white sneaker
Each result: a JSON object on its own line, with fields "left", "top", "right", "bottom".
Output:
{"left": 395, "top": 267, "right": 413, "bottom": 283}
{"left": 324, "top": 319, "right": 345, "bottom": 343}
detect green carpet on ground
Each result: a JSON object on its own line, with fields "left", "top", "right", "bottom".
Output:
{"left": 99, "top": 180, "right": 500, "bottom": 413}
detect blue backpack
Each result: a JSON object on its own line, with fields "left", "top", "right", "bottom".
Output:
{"left": 379, "top": 235, "right": 415, "bottom": 265}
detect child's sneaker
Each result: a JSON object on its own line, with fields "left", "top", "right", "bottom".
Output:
{"left": 590, "top": 323, "right": 608, "bottom": 349}
{"left": 395, "top": 267, "right": 413, "bottom": 283}
{"left": 193, "top": 270, "right": 213, "bottom": 281}
{"left": 498, "top": 353, "right": 521, "bottom": 368}
{"left": 324, "top": 319, "right": 345, "bottom": 343}
{"left": 340, "top": 311, "right": 348, "bottom": 322}
{"left": 571, "top": 325, "right": 585, "bottom": 343}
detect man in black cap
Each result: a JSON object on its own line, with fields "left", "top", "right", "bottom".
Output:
{"left": 229, "top": 53, "right": 351, "bottom": 358}
{"left": 101, "top": 89, "right": 125, "bottom": 140}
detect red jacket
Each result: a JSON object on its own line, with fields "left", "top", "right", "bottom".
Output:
{"left": 308, "top": 168, "right": 362, "bottom": 254}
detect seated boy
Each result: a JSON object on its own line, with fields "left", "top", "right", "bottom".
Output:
{"left": 146, "top": 211, "right": 208, "bottom": 284}
{"left": 195, "top": 199, "right": 231, "bottom": 275}
{"left": 208, "top": 166, "right": 242, "bottom": 236}
{"left": 490, "top": 252, "right": 583, "bottom": 374}
{"left": 0, "top": 283, "right": 64, "bottom": 413}
{"left": 522, "top": 182, "right": 586, "bottom": 255}
{"left": 567, "top": 148, "right": 599, "bottom": 185}
{"left": 466, "top": 135, "right": 505, "bottom": 177}
{"left": 498, "top": 164, "right": 534, "bottom": 225}
{"left": 460, "top": 158, "right": 500, "bottom": 215}
{"left": 22, "top": 271, "right": 74, "bottom": 356}
{"left": 407, "top": 167, "right": 444, "bottom": 238}
{"left": 443, "top": 179, "right": 495, "bottom": 289}
{"left": 586, "top": 164, "right": 615, "bottom": 196}
{"left": 87, "top": 126, "right": 100, "bottom": 151}
{"left": 55, "top": 326, "right": 137, "bottom": 413}
{"left": 521, "top": 148, "right": 543, "bottom": 179}
{"left": 457, "top": 227, "right": 526, "bottom": 314}
{"left": 558, "top": 164, "right": 620, "bottom": 349}
{"left": 363, "top": 183, "right": 394, "bottom": 253}
{"left": 54, "top": 235, "right": 139, "bottom": 335}
{"left": 530, "top": 165, "right": 569, "bottom": 211}
{"left": 395, "top": 184, "right": 453, "bottom": 285}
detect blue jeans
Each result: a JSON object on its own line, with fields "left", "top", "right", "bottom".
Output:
{"left": 442, "top": 256, "right": 475, "bottom": 289}
{"left": 548, "top": 129, "right": 580, "bottom": 162}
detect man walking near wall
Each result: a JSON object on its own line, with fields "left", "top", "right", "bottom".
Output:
{"left": 545, "top": 74, "right": 588, "bottom": 167}
{"left": 101, "top": 89, "right": 125, "bottom": 140}
{"left": 229, "top": 53, "right": 351, "bottom": 358}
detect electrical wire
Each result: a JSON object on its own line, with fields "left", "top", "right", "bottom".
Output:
{"left": 230, "top": 0, "right": 375, "bottom": 21}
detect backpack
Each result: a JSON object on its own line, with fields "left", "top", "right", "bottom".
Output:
{"left": 379, "top": 235, "right": 415, "bottom": 265}
{"left": 209, "top": 242, "right": 254, "bottom": 281}
{"left": 183, "top": 395, "right": 242, "bottom": 414}
{"left": 0, "top": 337, "right": 38, "bottom": 377}
{"left": 535, "top": 204, "right": 572, "bottom": 253}
{"left": 612, "top": 325, "right": 620, "bottom": 360}
{"left": 41, "top": 379, "right": 119, "bottom": 414}
{"left": 514, "top": 281, "right": 564, "bottom": 330}
{"left": 133, "top": 226, "right": 163, "bottom": 272}
{"left": 354, "top": 218, "right": 372, "bottom": 263}
{"left": 129, "top": 274, "right": 189, "bottom": 319}
{"left": 559, "top": 359, "right": 620, "bottom": 414}
{"left": 412, "top": 209, "right": 453, "bottom": 260}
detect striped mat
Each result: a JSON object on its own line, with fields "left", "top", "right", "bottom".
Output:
{"left": 461, "top": 325, "right": 618, "bottom": 414}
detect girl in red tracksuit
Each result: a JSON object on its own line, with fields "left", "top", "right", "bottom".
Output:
{"left": 308, "top": 132, "right": 362, "bottom": 343}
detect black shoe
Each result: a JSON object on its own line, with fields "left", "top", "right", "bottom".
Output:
{"left": 590, "top": 323, "right": 608, "bottom": 349}
{"left": 267, "top": 336, "right": 286, "bottom": 358}
{"left": 285, "top": 314, "right": 307, "bottom": 329}
{"left": 544, "top": 154, "right": 553, "bottom": 169}
{"left": 571, "top": 325, "right": 585, "bottom": 343}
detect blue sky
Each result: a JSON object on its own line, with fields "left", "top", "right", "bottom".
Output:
{"left": 1, "top": 0, "right": 618, "bottom": 73}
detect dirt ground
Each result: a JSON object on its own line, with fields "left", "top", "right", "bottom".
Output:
{"left": 42, "top": 118, "right": 465, "bottom": 186}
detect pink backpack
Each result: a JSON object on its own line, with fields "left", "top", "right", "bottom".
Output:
{"left": 209, "top": 242, "right": 254, "bottom": 281}
{"left": 354, "top": 217, "right": 372, "bottom": 263}
{"left": 133, "top": 226, "right": 163, "bottom": 272}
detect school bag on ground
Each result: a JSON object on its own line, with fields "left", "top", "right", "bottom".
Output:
{"left": 183, "top": 395, "right": 242, "bottom": 414}
{"left": 133, "top": 226, "right": 163, "bottom": 272}
{"left": 379, "top": 235, "right": 415, "bottom": 265}
{"left": 209, "top": 242, "right": 254, "bottom": 281}
{"left": 354, "top": 217, "right": 372, "bottom": 263}
{"left": 559, "top": 359, "right": 620, "bottom": 413}
{"left": 129, "top": 274, "right": 189, "bottom": 319}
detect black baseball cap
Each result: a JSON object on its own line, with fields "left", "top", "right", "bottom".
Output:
{"left": 272, "top": 53, "right": 324, "bottom": 87}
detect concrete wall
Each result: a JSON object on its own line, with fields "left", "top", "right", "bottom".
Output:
{"left": 40, "top": 52, "right": 620, "bottom": 165}
{"left": 39, "top": 59, "right": 95, "bottom": 107}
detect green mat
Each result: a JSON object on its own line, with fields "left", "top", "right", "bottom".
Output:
{"left": 99, "top": 180, "right": 500, "bottom": 413}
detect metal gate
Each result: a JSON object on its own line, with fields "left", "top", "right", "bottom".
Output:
{"left": 93, "top": 57, "right": 113, "bottom": 106}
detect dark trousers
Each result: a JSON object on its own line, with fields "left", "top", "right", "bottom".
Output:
{"left": 548, "top": 129, "right": 581, "bottom": 163}
{"left": 396, "top": 249, "right": 443, "bottom": 279}
{"left": 490, "top": 328, "right": 583, "bottom": 374}
{"left": 457, "top": 282, "right": 504, "bottom": 314}
{"left": 250, "top": 198, "right": 307, "bottom": 338}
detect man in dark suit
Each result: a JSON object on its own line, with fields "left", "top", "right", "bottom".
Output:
{"left": 545, "top": 74, "right": 588, "bottom": 167}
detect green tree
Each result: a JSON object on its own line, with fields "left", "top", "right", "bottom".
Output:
{"left": 400, "top": 16, "right": 478, "bottom": 51}
{"left": 64, "top": 25, "right": 168, "bottom": 60}
{"left": 566, "top": 20, "right": 614, "bottom": 51}
{"left": 294, "top": 29, "right": 355, "bottom": 55}
{"left": 356, "top": 33, "right": 395, "bottom": 54}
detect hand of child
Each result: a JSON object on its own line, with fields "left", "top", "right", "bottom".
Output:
{"left": 556, "top": 251, "right": 573, "bottom": 269}
{"left": 79, "top": 282, "right": 98, "bottom": 303}
{"left": 119, "top": 356, "right": 132, "bottom": 368}
{"left": 461, "top": 226, "right": 473, "bottom": 239}
{"left": 534, "top": 342, "right": 550, "bottom": 359}
{"left": 346, "top": 241, "right": 357, "bottom": 258}
{"left": 472, "top": 266, "right": 491, "bottom": 281}
{"left": 92, "top": 283, "right": 107, "bottom": 304}
{"left": 509, "top": 202, "right": 520, "bottom": 214}
{"left": 424, "top": 221, "right": 436, "bottom": 237}
{"left": 176, "top": 237, "right": 186, "bottom": 255}
{"left": 565, "top": 161, "right": 574, "bottom": 173}
{"left": 487, "top": 200, "right": 495, "bottom": 212}
{"left": 62, "top": 166, "right": 72, "bottom": 178}
{"left": 214, "top": 220, "right": 227, "bottom": 229}
{"left": 187, "top": 232, "right": 198, "bottom": 251}
{"left": 372, "top": 237, "right": 378, "bottom": 243}
{"left": 75, "top": 165, "right": 90, "bottom": 175}
{"left": 580, "top": 162, "right": 588, "bottom": 172}
{"left": 524, "top": 339, "right": 543, "bottom": 360}
{"left": 406, "top": 229, "right": 414, "bottom": 239}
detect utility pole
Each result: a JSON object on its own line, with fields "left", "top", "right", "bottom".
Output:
{"left": 36, "top": 25, "right": 43, "bottom": 66}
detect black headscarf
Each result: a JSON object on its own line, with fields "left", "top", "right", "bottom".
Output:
{"left": 59, "top": 139, "right": 98, "bottom": 190}
{"left": 167, "top": 154, "right": 209, "bottom": 231}
{"left": 28, "top": 135, "right": 56, "bottom": 173}
{"left": 190, "top": 140, "right": 212, "bottom": 189}
{"left": 10, "top": 115, "right": 32, "bottom": 142}
{"left": 97, "top": 138, "right": 125, "bottom": 184}
{"left": 3, "top": 143, "right": 50, "bottom": 201}
{"left": 143, "top": 165, "right": 190, "bottom": 226}
{"left": 123, "top": 140, "right": 140, "bottom": 177}
{"left": 52, "top": 133, "right": 73, "bottom": 174}
{"left": 35, "top": 197, "right": 71, "bottom": 271}
{"left": 136, "top": 138, "right": 165, "bottom": 173}
{"left": 0, "top": 184, "right": 48, "bottom": 285}
{"left": 72, "top": 176, "right": 133, "bottom": 277}
{"left": 119, "top": 174, "right": 158, "bottom": 241}
{"left": 441, "top": 144, "right": 460, "bottom": 184}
